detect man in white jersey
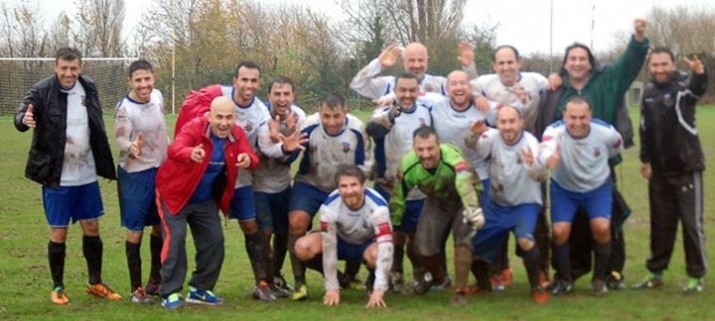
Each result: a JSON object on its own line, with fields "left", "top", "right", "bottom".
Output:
{"left": 470, "top": 45, "right": 551, "bottom": 290}
{"left": 253, "top": 76, "right": 307, "bottom": 297}
{"left": 286, "top": 94, "right": 373, "bottom": 300}
{"left": 15, "top": 47, "right": 121, "bottom": 305}
{"left": 366, "top": 72, "right": 431, "bottom": 291}
{"left": 174, "top": 61, "right": 275, "bottom": 301}
{"left": 114, "top": 59, "right": 168, "bottom": 303}
{"left": 350, "top": 42, "right": 477, "bottom": 99}
{"left": 538, "top": 97, "right": 623, "bottom": 297}
{"left": 431, "top": 70, "right": 489, "bottom": 199}
{"left": 468, "top": 106, "right": 549, "bottom": 303}
{"left": 294, "top": 165, "right": 393, "bottom": 308}
{"left": 472, "top": 45, "right": 549, "bottom": 132}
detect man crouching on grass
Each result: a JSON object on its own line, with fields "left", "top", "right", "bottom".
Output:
{"left": 294, "top": 165, "right": 394, "bottom": 308}
{"left": 155, "top": 96, "right": 259, "bottom": 309}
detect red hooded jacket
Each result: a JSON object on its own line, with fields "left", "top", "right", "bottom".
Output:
{"left": 174, "top": 84, "right": 223, "bottom": 138}
{"left": 157, "top": 116, "right": 259, "bottom": 215}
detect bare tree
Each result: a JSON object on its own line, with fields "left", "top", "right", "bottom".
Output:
{"left": 0, "top": 0, "right": 50, "bottom": 57}
{"left": 74, "top": 0, "right": 126, "bottom": 56}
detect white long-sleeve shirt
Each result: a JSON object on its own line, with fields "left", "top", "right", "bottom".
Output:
{"left": 470, "top": 72, "right": 548, "bottom": 133}
{"left": 350, "top": 58, "right": 478, "bottom": 99}
{"left": 539, "top": 120, "right": 624, "bottom": 193}
{"left": 320, "top": 187, "right": 393, "bottom": 292}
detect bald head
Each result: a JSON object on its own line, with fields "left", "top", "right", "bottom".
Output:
{"left": 403, "top": 42, "right": 428, "bottom": 79}
{"left": 208, "top": 96, "right": 237, "bottom": 138}
{"left": 496, "top": 105, "right": 523, "bottom": 144}
{"left": 496, "top": 105, "right": 522, "bottom": 121}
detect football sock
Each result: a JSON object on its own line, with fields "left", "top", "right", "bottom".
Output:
{"left": 552, "top": 242, "right": 571, "bottom": 281}
{"left": 272, "top": 231, "right": 288, "bottom": 277}
{"left": 245, "top": 231, "right": 268, "bottom": 283}
{"left": 48, "top": 241, "right": 66, "bottom": 289}
{"left": 593, "top": 240, "right": 612, "bottom": 281}
{"left": 148, "top": 233, "right": 163, "bottom": 285}
{"left": 522, "top": 246, "right": 542, "bottom": 288}
{"left": 83, "top": 235, "right": 103, "bottom": 285}
{"left": 126, "top": 240, "right": 142, "bottom": 291}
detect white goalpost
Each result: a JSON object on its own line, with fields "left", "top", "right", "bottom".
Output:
{"left": 0, "top": 57, "right": 137, "bottom": 116}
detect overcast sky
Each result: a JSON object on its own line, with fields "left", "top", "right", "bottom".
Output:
{"left": 3, "top": 0, "right": 714, "bottom": 56}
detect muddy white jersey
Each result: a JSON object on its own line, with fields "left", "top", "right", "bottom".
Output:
{"left": 115, "top": 90, "right": 168, "bottom": 173}
{"left": 430, "top": 96, "right": 489, "bottom": 180}
{"left": 221, "top": 86, "right": 269, "bottom": 188}
{"left": 470, "top": 72, "right": 548, "bottom": 133}
{"left": 475, "top": 128, "right": 543, "bottom": 206}
{"left": 319, "top": 187, "right": 393, "bottom": 291}
{"left": 293, "top": 113, "right": 373, "bottom": 193}
{"left": 253, "top": 104, "right": 307, "bottom": 193}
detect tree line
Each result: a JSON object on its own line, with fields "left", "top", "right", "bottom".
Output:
{"left": 1, "top": 0, "right": 713, "bottom": 115}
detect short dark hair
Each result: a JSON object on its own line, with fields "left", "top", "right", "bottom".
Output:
{"left": 564, "top": 96, "right": 592, "bottom": 111}
{"left": 55, "top": 47, "right": 82, "bottom": 64}
{"left": 321, "top": 93, "right": 346, "bottom": 110}
{"left": 413, "top": 125, "right": 438, "bottom": 141}
{"left": 234, "top": 61, "right": 261, "bottom": 78}
{"left": 561, "top": 43, "right": 596, "bottom": 73}
{"left": 267, "top": 76, "right": 296, "bottom": 94}
{"left": 492, "top": 45, "right": 520, "bottom": 61}
{"left": 395, "top": 72, "right": 419, "bottom": 86}
{"left": 649, "top": 47, "right": 675, "bottom": 63}
{"left": 334, "top": 164, "right": 366, "bottom": 185}
{"left": 128, "top": 59, "right": 154, "bottom": 77}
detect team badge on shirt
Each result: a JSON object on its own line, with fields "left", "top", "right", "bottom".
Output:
{"left": 244, "top": 121, "right": 254, "bottom": 133}
{"left": 342, "top": 142, "right": 351, "bottom": 153}
{"left": 663, "top": 93, "right": 674, "bottom": 106}
{"left": 594, "top": 147, "right": 601, "bottom": 158}
{"left": 81, "top": 96, "right": 87, "bottom": 106}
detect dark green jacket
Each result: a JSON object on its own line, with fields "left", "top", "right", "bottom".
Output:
{"left": 555, "top": 35, "right": 649, "bottom": 124}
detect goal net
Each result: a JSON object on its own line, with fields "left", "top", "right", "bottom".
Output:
{"left": 0, "top": 58, "right": 136, "bottom": 116}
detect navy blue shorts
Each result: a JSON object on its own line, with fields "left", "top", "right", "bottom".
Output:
{"left": 118, "top": 167, "right": 160, "bottom": 231}
{"left": 337, "top": 238, "right": 373, "bottom": 261}
{"left": 550, "top": 179, "right": 613, "bottom": 223}
{"left": 288, "top": 181, "right": 329, "bottom": 217}
{"left": 472, "top": 200, "right": 541, "bottom": 263}
{"left": 229, "top": 185, "right": 257, "bottom": 221}
{"left": 480, "top": 178, "right": 490, "bottom": 208}
{"left": 374, "top": 185, "right": 424, "bottom": 234}
{"left": 255, "top": 187, "right": 291, "bottom": 232}
{"left": 43, "top": 182, "right": 104, "bottom": 228}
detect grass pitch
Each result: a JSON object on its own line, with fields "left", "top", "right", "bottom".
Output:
{"left": 0, "top": 107, "right": 713, "bottom": 320}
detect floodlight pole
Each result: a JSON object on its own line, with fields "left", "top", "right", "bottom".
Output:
{"left": 549, "top": 0, "right": 553, "bottom": 73}
{"left": 171, "top": 0, "right": 177, "bottom": 114}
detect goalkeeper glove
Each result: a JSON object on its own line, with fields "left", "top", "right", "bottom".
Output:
{"left": 462, "top": 205, "right": 485, "bottom": 230}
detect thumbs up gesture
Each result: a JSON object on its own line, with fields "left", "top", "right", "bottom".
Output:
{"left": 23, "top": 104, "right": 36, "bottom": 128}
{"left": 191, "top": 143, "right": 206, "bottom": 163}
{"left": 236, "top": 153, "right": 252, "bottom": 169}
{"left": 129, "top": 132, "right": 144, "bottom": 158}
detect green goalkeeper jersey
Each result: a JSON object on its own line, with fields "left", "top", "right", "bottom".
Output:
{"left": 390, "top": 143, "right": 480, "bottom": 227}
